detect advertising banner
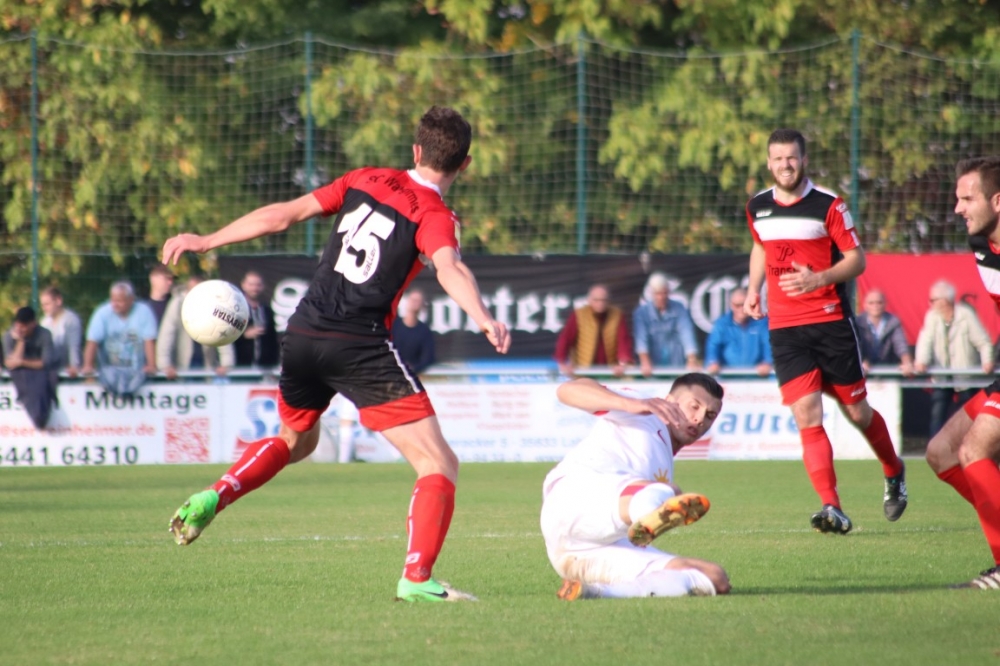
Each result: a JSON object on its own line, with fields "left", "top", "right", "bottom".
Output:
{"left": 0, "top": 380, "right": 900, "bottom": 466}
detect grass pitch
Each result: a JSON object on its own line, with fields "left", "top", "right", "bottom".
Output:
{"left": 1, "top": 459, "right": 997, "bottom": 665}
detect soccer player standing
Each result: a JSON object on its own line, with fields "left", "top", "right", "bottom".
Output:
{"left": 744, "top": 129, "right": 907, "bottom": 534}
{"left": 925, "top": 156, "right": 1000, "bottom": 590}
{"left": 161, "top": 106, "right": 510, "bottom": 602}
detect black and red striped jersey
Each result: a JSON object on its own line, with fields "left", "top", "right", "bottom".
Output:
{"left": 287, "top": 167, "right": 460, "bottom": 336}
{"left": 970, "top": 234, "right": 1000, "bottom": 312}
{"left": 746, "top": 180, "right": 861, "bottom": 330}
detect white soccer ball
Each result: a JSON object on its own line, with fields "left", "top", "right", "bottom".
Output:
{"left": 181, "top": 279, "right": 250, "bottom": 347}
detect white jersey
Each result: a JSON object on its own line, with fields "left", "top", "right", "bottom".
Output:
{"left": 543, "top": 388, "right": 676, "bottom": 496}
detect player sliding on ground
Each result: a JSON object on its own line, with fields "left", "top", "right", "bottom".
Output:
{"left": 541, "top": 374, "right": 731, "bottom": 599}
{"left": 161, "top": 106, "right": 510, "bottom": 602}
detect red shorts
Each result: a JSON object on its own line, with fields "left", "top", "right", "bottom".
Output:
{"left": 770, "top": 319, "right": 867, "bottom": 406}
{"left": 277, "top": 329, "right": 435, "bottom": 433}
{"left": 963, "top": 380, "right": 1000, "bottom": 420}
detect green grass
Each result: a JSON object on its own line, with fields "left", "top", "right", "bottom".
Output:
{"left": 1, "top": 460, "right": 998, "bottom": 666}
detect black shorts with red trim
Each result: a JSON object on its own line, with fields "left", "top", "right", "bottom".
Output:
{"left": 963, "top": 379, "right": 1000, "bottom": 420}
{"left": 770, "top": 318, "right": 867, "bottom": 406}
{"left": 278, "top": 328, "right": 435, "bottom": 433}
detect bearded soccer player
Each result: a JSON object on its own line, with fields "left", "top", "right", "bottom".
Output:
{"left": 744, "top": 128, "right": 907, "bottom": 534}
{"left": 161, "top": 106, "right": 510, "bottom": 602}
{"left": 542, "top": 374, "right": 730, "bottom": 600}
{"left": 925, "top": 156, "right": 1000, "bottom": 590}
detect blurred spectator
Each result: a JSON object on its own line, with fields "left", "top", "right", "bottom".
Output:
{"left": 233, "top": 271, "right": 280, "bottom": 368}
{"left": 39, "top": 285, "right": 83, "bottom": 378}
{"left": 156, "top": 275, "right": 235, "bottom": 380}
{"left": 855, "top": 288, "right": 914, "bottom": 376}
{"left": 145, "top": 263, "right": 175, "bottom": 326}
{"left": 2, "top": 306, "right": 57, "bottom": 429}
{"left": 81, "top": 281, "right": 158, "bottom": 396}
{"left": 554, "top": 284, "right": 632, "bottom": 377}
{"left": 391, "top": 289, "right": 436, "bottom": 375}
{"left": 704, "top": 288, "right": 772, "bottom": 377}
{"left": 914, "top": 279, "right": 995, "bottom": 437}
{"left": 633, "top": 272, "right": 700, "bottom": 377}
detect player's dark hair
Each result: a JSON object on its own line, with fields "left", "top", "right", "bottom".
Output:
{"left": 768, "top": 128, "right": 807, "bottom": 157}
{"left": 415, "top": 106, "right": 472, "bottom": 174}
{"left": 670, "top": 373, "right": 724, "bottom": 401}
{"left": 956, "top": 156, "right": 1000, "bottom": 203}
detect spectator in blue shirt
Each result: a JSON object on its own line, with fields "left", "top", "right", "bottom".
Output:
{"left": 632, "top": 272, "right": 701, "bottom": 377}
{"left": 391, "top": 289, "right": 436, "bottom": 374}
{"left": 704, "top": 288, "right": 773, "bottom": 377}
{"left": 81, "top": 281, "right": 159, "bottom": 396}
{"left": 855, "top": 288, "right": 914, "bottom": 376}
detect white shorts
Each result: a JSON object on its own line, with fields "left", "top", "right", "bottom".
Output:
{"left": 540, "top": 469, "right": 678, "bottom": 585}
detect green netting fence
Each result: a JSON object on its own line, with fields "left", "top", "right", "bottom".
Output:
{"left": 1, "top": 32, "right": 999, "bottom": 315}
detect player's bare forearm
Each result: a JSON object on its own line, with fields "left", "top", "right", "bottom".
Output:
{"left": 556, "top": 378, "right": 639, "bottom": 413}
{"left": 162, "top": 194, "right": 322, "bottom": 265}
{"left": 432, "top": 247, "right": 510, "bottom": 353}
{"left": 819, "top": 247, "right": 865, "bottom": 285}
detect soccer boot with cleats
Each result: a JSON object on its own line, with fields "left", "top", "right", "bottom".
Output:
{"left": 951, "top": 565, "right": 1000, "bottom": 590}
{"left": 810, "top": 504, "right": 852, "bottom": 535}
{"left": 627, "top": 493, "right": 711, "bottom": 547}
{"left": 395, "top": 578, "right": 478, "bottom": 602}
{"left": 556, "top": 579, "right": 596, "bottom": 601}
{"left": 169, "top": 489, "right": 219, "bottom": 545}
{"left": 883, "top": 463, "right": 908, "bottom": 522}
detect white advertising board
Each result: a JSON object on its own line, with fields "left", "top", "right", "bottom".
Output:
{"left": 0, "top": 379, "right": 900, "bottom": 466}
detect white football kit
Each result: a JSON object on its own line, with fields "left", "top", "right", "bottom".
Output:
{"left": 540, "top": 389, "right": 685, "bottom": 586}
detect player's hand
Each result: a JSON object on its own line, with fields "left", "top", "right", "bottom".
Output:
{"left": 743, "top": 292, "right": 764, "bottom": 320}
{"left": 778, "top": 262, "right": 823, "bottom": 297}
{"left": 636, "top": 396, "right": 688, "bottom": 431}
{"left": 162, "top": 233, "right": 210, "bottom": 266}
{"left": 482, "top": 320, "right": 511, "bottom": 354}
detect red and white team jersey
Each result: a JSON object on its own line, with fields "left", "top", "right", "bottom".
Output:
{"left": 970, "top": 234, "right": 1000, "bottom": 312}
{"left": 746, "top": 179, "right": 860, "bottom": 330}
{"left": 287, "top": 167, "right": 461, "bottom": 337}
{"left": 543, "top": 388, "right": 676, "bottom": 496}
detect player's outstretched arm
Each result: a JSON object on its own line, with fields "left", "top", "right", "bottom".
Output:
{"left": 431, "top": 246, "right": 510, "bottom": 354}
{"left": 162, "top": 194, "right": 324, "bottom": 266}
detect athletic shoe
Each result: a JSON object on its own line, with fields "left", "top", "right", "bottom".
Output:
{"left": 169, "top": 489, "right": 219, "bottom": 546}
{"left": 627, "top": 492, "right": 711, "bottom": 547}
{"left": 556, "top": 579, "right": 596, "bottom": 601}
{"left": 951, "top": 565, "right": 1000, "bottom": 590}
{"left": 883, "top": 463, "right": 908, "bottom": 522}
{"left": 395, "top": 578, "right": 478, "bottom": 602}
{"left": 810, "top": 504, "right": 853, "bottom": 534}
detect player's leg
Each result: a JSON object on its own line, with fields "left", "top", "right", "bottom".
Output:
{"left": 169, "top": 333, "right": 333, "bottom": 545}
{"left": 556, "top": 543, "right": 728, "bottom": 600}
{"left": 950, "top": 387, "right": 1000, "bottom": 589}
{"left": 619, "top": 481, "right": 710, "bottom": 546}
{"left": 926, "top": 400, "right": 976, "bottom": 504}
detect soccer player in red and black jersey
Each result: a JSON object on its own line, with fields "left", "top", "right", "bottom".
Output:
{"left": 925, "top": 156, "right": 1000, "bottom": 590}
{"left": 744, "top": 129, "right": 906, "bottom": 535}
{"left": 161, "top": 106, "right": 510, "bottom": 602}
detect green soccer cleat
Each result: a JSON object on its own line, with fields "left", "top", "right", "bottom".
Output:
{"left": 395, "top": 577, "right": 478, "bottom": 603}
{"left": 169, "top": 489, "right": 219, "bottom": 545}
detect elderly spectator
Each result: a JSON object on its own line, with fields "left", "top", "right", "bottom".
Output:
{"left": 2, "top": 306, "right": 58, "bottom": 429}
{"left": 81, "top": 281, "right": 159, "bottom": 396}
{"left": 704, "top": 288, "right": 772, "bottom": 377}
{"left": 157, "top": 275, "right": 235, "bottom": 380}
{"left": 554, "top": 284, "right": 633, "bottom": 377}
{"left": 233, "top": 271, "right": 280, "bottom": 368}
{"left": 856, "top": 289, "right": 914, "bottom": 376}
{"left": 633, "top": 273, "right": 700, "bottom": 377}
{"left": 145, "top": 263, "right": 175, "bottom": 326}
{"left": 39, "top": 286, "right": 83, "bottom": 378}
{"left": 391, "top": 289, "right": 437, "bottom": 375}
{"left": 915, "top": 279, "right": 995, "bottom": 438}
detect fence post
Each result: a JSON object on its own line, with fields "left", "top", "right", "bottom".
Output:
{"left": 849, "top": 29, "right": 861, "bottom": 226}
{"left": 304, "top": 32, "right": 316, "bottom": 256}
{"left": 30, "top": 30, "right": 40, "bottom": 307}
{"left": 576, "top": 32, "right": 587, "bottom": 255}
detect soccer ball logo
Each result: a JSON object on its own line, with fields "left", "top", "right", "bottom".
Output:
{"left": 181, "top": 279, "right": 250, "bottom": 347}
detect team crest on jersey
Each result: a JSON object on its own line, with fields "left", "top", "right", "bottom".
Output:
{"left": 654, "top": 469, "right": 672, "bottom": 484}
